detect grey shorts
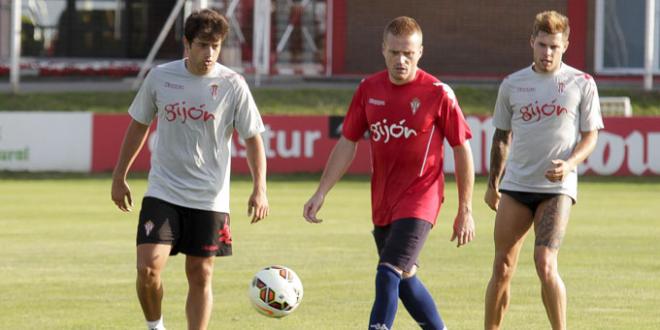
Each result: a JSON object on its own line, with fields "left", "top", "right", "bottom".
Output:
{"left": 372, "top": 218, "right": 432, "bottom": 273}
{"left": 136, "top": 197, "right": 232, "bottom": 257}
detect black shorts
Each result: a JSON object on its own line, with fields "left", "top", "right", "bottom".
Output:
{"left": 500, "top": 189, "right": 561, "bottom": 214}
{"left": 136, "top": 197, "right": 232, "bottom": 257}
{"left": 372, "top": 218, "right": 432, "bottom": 273}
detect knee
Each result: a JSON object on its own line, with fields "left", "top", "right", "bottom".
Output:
{"left": 491, "top": 255, "right": 516, "bottom": 283}
{"left": 378, "top": 262, "right": 403, "bottom": 276}
{"left": 402, "top": 265, "right": 417, "bottom": 279}
{"left": 186, "top": 262, "right": 214, "bottom": 288}
{"left": 136, "top": 264, "right": 161, "bottom": 286}
{"left": 534, "top": 253, "right": 558, "bottom": 283}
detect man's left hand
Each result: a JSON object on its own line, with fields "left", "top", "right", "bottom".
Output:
{"left": 248, "top": 189, "right": 269, "bottom": 223}
{"left": 545, "top": 159, "right": 573, "bottom": 182}
{"left": 450, "top": 210, "right": 475, "bottom": 247}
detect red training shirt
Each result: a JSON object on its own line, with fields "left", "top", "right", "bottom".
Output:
{"left": 342, "top": 70, "right": 472, "bottom": 227}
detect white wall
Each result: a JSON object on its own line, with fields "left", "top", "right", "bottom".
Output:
{"left": 0, "top": 112, "right": 92, "bottom": 171}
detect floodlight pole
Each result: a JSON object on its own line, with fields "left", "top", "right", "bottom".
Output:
{"left": 185, "top": 0, "right": 207, "bottom": 17}
{"left": 644, "top": 0, "right": 655, "bottom": 91}
{"left": 225, "top": 0, "right": 245, "bottom": 43}
{"left": 132, "top": 0, "right": 186, "bottom": 90}
{"left": 253, "top": 0, "right": 271, "bottom": 87}
{"left": 194, "top": 0, "right": 207, "bottom": 9}
{"left": 10, "top": 0, "right": 21, "bottom": 94}
{"left": 275, "top": 0, "right": 312, "bottom": 53}
{"left": 114, "top": 0, "right": 122, "bottom": 39}
{"left": 325, "top": 0, "right": 333, "bottom": 76}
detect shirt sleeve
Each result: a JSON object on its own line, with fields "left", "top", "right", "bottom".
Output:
{"left": 579, "top": 75, "right": 605, "bottom": 132}
{"left": 128, "top": 71, "right": 157, "bottom": 125}
{"left": 492, "top": 79, "right": 512, "bottom": 131}
{"left": 341, "top": 82, "right": 369, "bottom": 142}
{"left": 437, "top": 84, "right": 472, "bottom": 147}
{"left": 232, "top": 76, "right": 265, "bottom": 139}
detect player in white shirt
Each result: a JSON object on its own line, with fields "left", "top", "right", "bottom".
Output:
{"left": 111, "top": 9, "right": 269, "bottom": 330}
{"left": 483, "top": 11, "right": 603, "bottom": 330}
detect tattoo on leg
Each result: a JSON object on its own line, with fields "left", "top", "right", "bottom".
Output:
{"left": 535, "top": 200, "right": 565, "bottom": 249}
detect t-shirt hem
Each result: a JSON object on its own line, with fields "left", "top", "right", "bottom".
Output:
{"left": 144, "top": 192, "right": 230, "bottom": 213}
{"left": 373, "top": 214, "right": 438, "bottom": 227}
{"left": 499, "top": 182, "right": 577, "bottom": 202}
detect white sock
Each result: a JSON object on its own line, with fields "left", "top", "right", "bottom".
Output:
{"left": 146, "top": 316, "right": 165, "bottom": 330}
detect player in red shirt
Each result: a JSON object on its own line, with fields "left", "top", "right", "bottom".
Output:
{"left": 303, "top": 16, "right": 475, "bottom": 330}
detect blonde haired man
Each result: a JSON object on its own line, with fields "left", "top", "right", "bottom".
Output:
{"left": 484, "top": 11, "right": 603, "bottom": 330}
{"left": 305, "top": 16, "right": 475, "bottom": 330}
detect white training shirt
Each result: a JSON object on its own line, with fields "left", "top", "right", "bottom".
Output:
{"left": 492, "top": 63, "right": 604, "bottom": 201}
{"left": 129, "top": 60, "right": 265, "bottom": 212}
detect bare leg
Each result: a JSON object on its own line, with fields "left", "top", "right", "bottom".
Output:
{"left": 136, "top": 243, "right": 172, "bottom": 322}
{"left": 533, "top": 195, "right": 572, "bottom": 330}
{"left": 485, "top": 194, "right": 534, "bottom": 330}
{"left": 185, "top": 256, "right": 215, "bottom": 330}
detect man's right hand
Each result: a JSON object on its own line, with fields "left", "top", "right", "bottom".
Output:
{"left": 111, "top": 178, "right": 133, "bottom": 212}
{"left": 303, "top": 192, "right": 325, "bottom": 224}
{"left": 484, "top": 185, "right": 501, "bottom": 211}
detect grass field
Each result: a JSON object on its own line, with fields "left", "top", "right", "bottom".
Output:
{"left": 2, "top": 86, "right": 660, "bottom": 116}
{"left": 1, "top": 174, "right": 658, "bottom": 329}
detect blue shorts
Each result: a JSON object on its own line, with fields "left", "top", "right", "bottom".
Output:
{"left": 136, "top": 197, "right": 232, "bottom": 257}
{"left": 372, "top": 218, "right": 432, "bottom": 273}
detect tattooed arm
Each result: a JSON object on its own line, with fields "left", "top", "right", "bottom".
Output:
{"left": 484, "top": 128, "right": 512, "bottom": 211}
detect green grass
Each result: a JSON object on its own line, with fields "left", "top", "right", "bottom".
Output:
{"left": 0, "top": 175, "right": 658, "bottom": 329}
{"left": 2, "top": 86, "right": 660, "bottom": 116}
{"left": 0, "top": 89, "right": 355, "bottom": 115}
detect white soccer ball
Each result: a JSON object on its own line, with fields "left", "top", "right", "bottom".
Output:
{"left": 248, "top": 265, "right": 303, "bottom": 318}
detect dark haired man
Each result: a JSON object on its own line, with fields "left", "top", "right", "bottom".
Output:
{"left": 112, "top": 9, "right": 269, "bottom": 330}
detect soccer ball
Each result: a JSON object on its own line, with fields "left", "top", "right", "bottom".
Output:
{"left": 248, "top": 265, "right": 303, "bottom": 318}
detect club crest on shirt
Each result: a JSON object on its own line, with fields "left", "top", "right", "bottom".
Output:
{"left": 144, "top": 220, "right": 155, "bottom": 236}
{"left": 558, "top": 81, "right": 565, "bottom": 94}
{"left": 410, "top": 97, "right": 421, "bottom": 115}
{"left": 210, "top": 84, "right": 219, "bottom": 100}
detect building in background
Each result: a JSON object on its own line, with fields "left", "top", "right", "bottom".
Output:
{"left": 0, "top": 0, "right": 657, "bottom": 81}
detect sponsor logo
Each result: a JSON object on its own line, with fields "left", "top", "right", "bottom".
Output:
{"left": 520, "top": 99, "right": 569, "bottom": 122}
{"left": 369, "top": 119, "right": 417, "bottom": 143}
{"left": 368, "top": 98, "right": 386, "bottom": 106}
{"left": 144, "top": 220, "right": 154, "bottom": 236}
{"left": 516, "top": 87, "right": 536, "bottom": 92}
{"left": 0, "top": 147, "right": 30, "bottom": 161}
{"left": 410, "top": 97, "right": 421, "bottom": 115}
{"left": 370, "top": 324, "right": 390, "bottom": 330}
{"left": 210, "top": 84, "right": 219, "bottom": 99}
{"left": 164, "top": 101, "right": 215, "bottom": 123}
{"left": 164, "top": 82, "right": 184, "bottom": 90}
{"left": 582, "top": 130, "right": 660, "bottom": 175}
{"left": 218, "top": 222, "right": 232, "bottom": 245}
{"left": 202, "top": 245, "right": 219, "bottom": 251}
{"left": 0, "top": 126, "right": 31, "bottom": 162}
